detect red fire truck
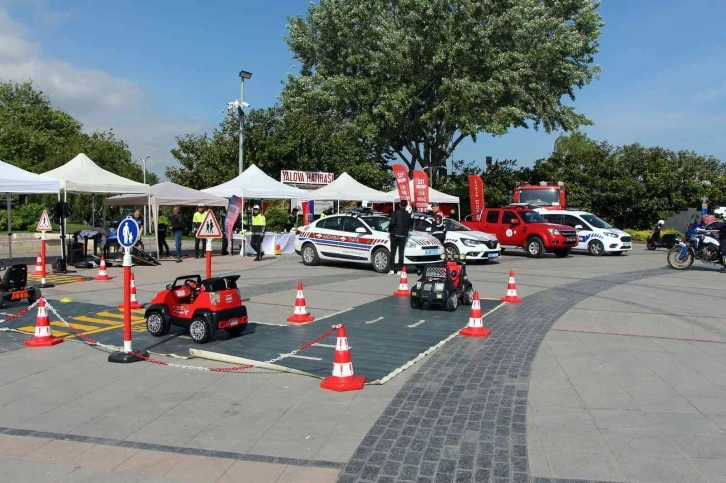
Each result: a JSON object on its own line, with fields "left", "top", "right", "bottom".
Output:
{"left": 512, "top": 181, "right": 566, "bottom": 210}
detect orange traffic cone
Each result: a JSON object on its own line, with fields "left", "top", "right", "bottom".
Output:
{"left": 287, "top": 282, "right": 315, "bottom": 323}
{"left": 393, "top": 266, "right": 410, "bottom": 296}
{"left": 459, "top": 291, "right": 491, "bottom": 337}
{"left": 321, "top": 325, "right": 365, "bottom": 392}
{"left": 33, "top": 253, "right": 43, "bottom": 275}
{"left": 118, "top": 272, "right": 144, "bottom": 309}
{"left": 24, "top": 298, "right": 64, "bottom": 347}
{"left": 93, "top": 256, "right": 113, "bottom": 281}
{"left": 501, "top": 270, "right": 523, "bottom": 303}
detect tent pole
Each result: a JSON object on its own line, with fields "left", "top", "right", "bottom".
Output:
{"left": 6, "top": 194, "right": 11, "bottom": 260}
{"left": 92, "top": 194, "right": 95, "bottom": 227}
{"left": 457, "top": 203, "right": 460, "bottom": 220}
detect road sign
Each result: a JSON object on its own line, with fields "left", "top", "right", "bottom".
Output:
{"left": 36, "top": 210, "right": 52, "bottom": 232}
{"left": 117, "top": 218, "right": 140, "bottom": 249}
{"left": 196, "top": 210, "right": 223, "bottom": 239}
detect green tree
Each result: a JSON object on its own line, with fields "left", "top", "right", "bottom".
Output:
{"left": 283, "top": 0, "right": 604, "bottom": 174}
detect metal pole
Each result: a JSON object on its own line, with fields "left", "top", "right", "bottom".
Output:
{"left": 143, "top": 156, "right": 150, "bottom": 235}
{"left": 238, "top": 78, "right": 245, "bottom": 176}
{"left": 6, "top": 194, "right": 11, "bottom": 260}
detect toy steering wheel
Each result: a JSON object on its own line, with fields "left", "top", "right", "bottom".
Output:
{"left": 451, "top": 270, "right": 458, "bottom": 278}
{"left": 184, "top": 279, "right": 199, "bottom": 291}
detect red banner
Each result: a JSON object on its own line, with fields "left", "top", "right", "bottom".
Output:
{"left": 468, "top": 174, "right": 485, "bottom": 214}
{"left": 392, "top": 164, "right": 411, "bottom": 202}
{"left": 413, "top": 170, "right": 430, "bottom": 212}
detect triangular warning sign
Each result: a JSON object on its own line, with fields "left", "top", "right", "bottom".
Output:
{"left": 36, "top": 210, "right": 52, "bottom": 232}
{"left": 196, "top": 209, "right": 223, "bottom": 238}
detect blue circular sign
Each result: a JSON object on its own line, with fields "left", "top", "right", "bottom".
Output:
{"left": 117, "top": 218, "right": 140, "bottom": 249}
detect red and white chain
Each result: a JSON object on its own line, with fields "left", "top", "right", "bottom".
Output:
{"left": 0, "top": 298, "right": 41, "bottom": 325}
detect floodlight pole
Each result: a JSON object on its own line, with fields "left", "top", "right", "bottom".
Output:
{"left": 140, "top": 155, "right": 150, "bottom": 234}
{"left": 238, "top": 70, "right": 252, "bottom": 176}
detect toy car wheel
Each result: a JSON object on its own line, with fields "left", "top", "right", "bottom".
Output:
{"left": 146, "top": 311, "right": 171, "bottom": 337}
{"left": 302, "top": 243, "right": 320, "bottom": 266}
{"left": 189, "top": 316, "right": 213, "bottom": 344}
{"left": 225, "top": 325, "right": 245, "bottom": 337}
{"left": 446, "top": 292, "right": 458, "bottom": 311}
{"left": 27, "top": 288, "right": 39, "bottom": 305}
{"left": 462, "top": 288, "right": 474, "bottom": 305}
{"left": 588, "top": 240, "right": 604, "bottom": 256}
{"left": 372, "top": 247, "right": 391, "bottom": 273}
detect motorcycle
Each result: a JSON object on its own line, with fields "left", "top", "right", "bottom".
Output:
{"left": 667, "top": 229, "right": 722, "bottom": 270}
{"left": 647, "top": 228, "right": 679, "bottom": 250}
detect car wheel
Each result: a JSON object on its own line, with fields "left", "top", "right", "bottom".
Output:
{"left": 588, "top": 240, "right": 604, "bottom": 256}
{"left": 302, "top": 243, "right": 320, "bottom": 266}
{"left": 189, "top": 316, "right": 213, "bottom": 343}
{"left": 146, "top": 310, "right": 170, "bottom": 337}
{"left": 554, "top": 248, "right": 570, "bottom": 258}
{"left": 410, "top": 297, "right": 421, "bottom": 309}
{"left": 372, "top": 247, "right": 391, "bottom": 273}
{"left": 446, "top": 292, "right": 458, "bottom": 311}
{"left": 444, "top": 244, "right": 459, "bottom": 256}
{"left": 462, "top": 287, "right": 474, "bottom": 305}
{"left": 526, "top": 237, "right": 545, "bottom": 258}
{"left": 225, "top": 325, "right": 245, "bottom": 337}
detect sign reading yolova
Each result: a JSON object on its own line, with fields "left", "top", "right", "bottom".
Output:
{"left": 281, "top": 170, "right": 334, "bottom": 185}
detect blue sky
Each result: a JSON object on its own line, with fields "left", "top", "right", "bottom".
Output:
{"left": 1, "top": 0, "right": 724, "bottom": 178}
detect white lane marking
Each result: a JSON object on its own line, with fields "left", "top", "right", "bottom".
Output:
{"left": 407, "top": 319, "right": 425, "bottom": 328}
{"left": 365, "top": 316, "right": 384, "bottom": 325}
{"left": 284, "top": 354, "right": 323, "bottom": 361}
{"left": 314, "top": 308, "right": 353, "bottom": 321}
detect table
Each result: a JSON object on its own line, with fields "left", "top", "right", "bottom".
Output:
{"left": 231, "top": 233, "right": 296, "bottom": 257}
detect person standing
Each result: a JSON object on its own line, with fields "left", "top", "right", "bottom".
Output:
{"left": 157, "top": 210, "right": 170, "bottom": 257}
{"left": 170, "top": 205, "right": 184, "bottom": 262}
{"left": 192, "top": 204, "right": 206, "bottom": 258}
{"left": 431, "top": 212, "right": 446, "bottom": 245}
{"left": 250, "top": 205, "right": 266, "bottom": 261}
{"left": 388, "top": 200, "right": 412, "bottom": 275}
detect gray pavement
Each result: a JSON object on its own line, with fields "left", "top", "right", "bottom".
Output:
{"left": 0, "top": 247, "right": 724, "bottom": 482}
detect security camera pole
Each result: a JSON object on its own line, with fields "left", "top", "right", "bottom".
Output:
{"left": 238, "top": 70, "right": 252, "bottom": 176}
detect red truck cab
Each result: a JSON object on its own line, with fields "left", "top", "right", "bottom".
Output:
{"left": 462, "top": 205, "right": 578, "bottom": 258}
{"left": 513, "top": 181, "right": 566, "bottom": 210}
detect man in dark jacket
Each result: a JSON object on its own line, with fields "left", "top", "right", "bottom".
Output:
{"left": 170, "top": 205, "right": 185, "bottom": 263}
{"left": 388, "top": 200, "right": 412, "bottom": 275}
{"left": 431, "top": 212, "right": 446, "bottom": 245}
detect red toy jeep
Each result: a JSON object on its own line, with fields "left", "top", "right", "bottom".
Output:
{"left": 145, "top": 274, "right": 248, "bottom": 344}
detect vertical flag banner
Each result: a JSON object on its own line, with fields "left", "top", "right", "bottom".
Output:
{"left": 468, "top": 174, "right": 485, "bottom": 214}
{"left": 302, "top": 200, "right": 315, "bottom": 225}
{"left": 392, "top": 164, "right": 411, "bottom": 202}
{"left": 412, "top": 170, "right": 430, "bottom": 212}
{"left": 224, "top": 195, "right": 243, "bottom": 245}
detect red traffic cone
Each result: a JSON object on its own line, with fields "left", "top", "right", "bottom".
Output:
{"left": 501, "top": 270, "right": 523, "bottom": 303}
{"left": 93, "top": 256, "right": 113, "bottom": 281}
{"left": 24, "top": 298, "right": 64, "bottom": 347}
{"left": 118, "top": 272, "right": 144, "bottom": 309}
{"left": 321, "top": 325, "right": 366, "bottom": 392}
{"left": 287, "top": 282, "right": 315, "bottom": 323}
{"left": 33, "top": 253, "right": 43, "bottom": 275}
{"left": 393, "top": 266, "right": 410, "bottom": 296}
{"left": 459, "top": 291, "right": 491, "bottom": 337}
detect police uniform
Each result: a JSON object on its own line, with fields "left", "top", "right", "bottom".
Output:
{"left": 432, "top": 214, "right": 446, "bottom": 244}
{"left": 192, "top": 206, "right": 206, "bottom": 258}
{"left": 251, "top": 206, "right": 266, "bottom": 261}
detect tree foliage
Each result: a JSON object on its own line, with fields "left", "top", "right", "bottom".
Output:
{"left": 283, "top": 0, "right": 604, "bottom": 173}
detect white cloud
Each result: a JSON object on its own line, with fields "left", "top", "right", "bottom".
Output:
{"left": 0, "top": 6, "right": 209, "bottom": 178}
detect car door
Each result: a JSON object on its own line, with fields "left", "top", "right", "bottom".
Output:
{"left": 313, "top": 215, "right": 345, "bottom": 258}
{"left": 499, "top": 210, "right": 523, "bottom": 246}
{"left": 337, "top": 216, "right": 371, "bottom": 261}
{"left": 561, "top": 214, "right": 591, "bottom": 250}
{"left": 483, "top": 209, "right": 500, "bottom": 235}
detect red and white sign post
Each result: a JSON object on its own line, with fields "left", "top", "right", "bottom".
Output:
{"left": 196, "top": 210, "right": 223, "bottom": 279}
{"left": 35, "top": 210, "right": 54, "bottom": 288}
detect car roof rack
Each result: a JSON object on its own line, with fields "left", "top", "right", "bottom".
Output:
{"left": 504, "top": 203, "right": 537, "bottom": 210}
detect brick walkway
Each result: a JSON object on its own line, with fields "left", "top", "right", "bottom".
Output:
{"left": 337, "top": 268, "right": 662, "bottom": 483}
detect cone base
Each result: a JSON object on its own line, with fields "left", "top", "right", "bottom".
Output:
{"left": 287, "top": 314, "right": 315, "bottom": 323}
{"left": 501, "top": 296, "right": 522, "bottom": 303}
{"left": 94, "top": 275, "right": 113, "bottom": 281}
{"left": 459, "top": 326, "right": 491, "bottom": 338}
{"left": 25, "top": 336, "right": 64, "bottom": 347}
{"left": 108, "top": 349, "right": 148, "bottom": 364}
{"left": 118, "top": 302, "right": 144, "bottom": 309}
{"left": 37, "top": 282, "right": 55, "bottom": 288}
{"left": 320, "top": 374, "right": 366, "bottom": 392}
{"left": 393, "top": 289, "right": 410, "bottom": 296}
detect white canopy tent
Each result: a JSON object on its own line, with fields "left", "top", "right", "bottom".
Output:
{"left": 303, "top": 172, "right": 392, "bottom": 204}
{"left": 202, "top": 164, "right": 308, "bottom": 199}
{"left": 1, "top": 160, "right": 61, "bottom": 259}
{"left": 387, "top": 181, "right": 460, "bottom": 218}
{"left": 105, "top": 182, "right": 229, "bottom": 258}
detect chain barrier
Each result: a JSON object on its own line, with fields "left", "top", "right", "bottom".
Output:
{"left": 43, "top": 299, "right": 342, "bottom": 374}
{"left": 0, "top": 298, "right": 40, "bottom": 325}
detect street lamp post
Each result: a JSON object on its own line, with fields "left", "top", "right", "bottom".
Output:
{"left": 238, "top": 70, "right": 252, "bottom": 176}
{"left": 139, "top": 155, "right": 150, "bottom": 234}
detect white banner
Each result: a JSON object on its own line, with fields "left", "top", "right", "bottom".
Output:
{"left": 281, "top": 170, "right": 334, "bottom": 185}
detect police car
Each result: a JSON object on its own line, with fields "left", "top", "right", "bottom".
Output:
{"left": 294, "top": 212, "right": 445, "bottom": 273}
{"left": 535, "top": 209, "right": 632, "bottom": 256}
{"left": 411, "top": 213, "right": 501, "bottom": 261}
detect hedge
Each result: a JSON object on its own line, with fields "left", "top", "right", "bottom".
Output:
{"left": 623, "top": 228, "right": 683, "bottom": 242}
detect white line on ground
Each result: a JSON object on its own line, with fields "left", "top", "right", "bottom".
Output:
{"left": 313, "top": 308, "right": 353, "bottom": 321}
{"left": 284, "top": 354, "right": 323, "bottom": 361}
{"left": 313, "top": 343, "right": 336, "bottom": 348}
{"left": 365, "top": 316, "right": 384, "bottom": 325}
{"left": 407, "top": 319, "right": 425, "bottom": 328}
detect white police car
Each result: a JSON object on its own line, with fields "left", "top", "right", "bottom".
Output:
{"left": 536, "top": 209, "right": 632, "bottom": 255}
{"left": 411, "top": 213, "right": 501, "bottom": 261}
{"left": 294, "top": 212, "right": 444, "bottom": 273}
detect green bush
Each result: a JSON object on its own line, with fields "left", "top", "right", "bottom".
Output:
{"left": 0, "top": 203, "right": 47, "bottom": 232}
{"left": 624, "top": 228, "right": 682, "bottom": 242}
{"left": 264, "top": 206, "right": 290, "bottom": 233}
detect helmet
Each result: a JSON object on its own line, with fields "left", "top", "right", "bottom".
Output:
{"left": 658, "top": 220, "right": 664, "bottom": 225}
{"left": 714, "top": 207, "right": 726, "bottom": 217}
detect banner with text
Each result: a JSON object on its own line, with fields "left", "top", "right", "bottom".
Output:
{"left": 224, "top": 195, "right": 243, "bottom": 245}
{"left": 412, "top": 170, "right": 430, "bottom": 212}
{"left": 281, "top": 170, "right": 334, "bottom": 185}
{"left": 392, "top": 164, "right": 411, "bottom": 203}
{"left": 468, "top": 174, "right": 485, "bottom": 215}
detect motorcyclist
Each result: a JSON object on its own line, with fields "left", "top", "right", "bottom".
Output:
{"left": 700, "top": 210, "right": 726, "bottom": 267}
{"left": 685, "top": 215, "right": 706, "bottom": 252}
{"left": 431, "top": 212, "right": 446, "bottom": 244}
{"left": 650, "top": 220, "right": 665, "bottom": 242}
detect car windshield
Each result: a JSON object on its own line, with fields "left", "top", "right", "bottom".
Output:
{"left": 517, "top": 188, "right": 560, "bottom": 205}
{"left": 520, "top": 211, "right": 547, "bottom": 223}
{"left": 361, "top": 216, "right": 389, "bottom": 232}
{"left": 580, "top": 214, "right": 612, "bottom": 229}
{"left": 445, "top": 218, "right": 471, "bottom": 231}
